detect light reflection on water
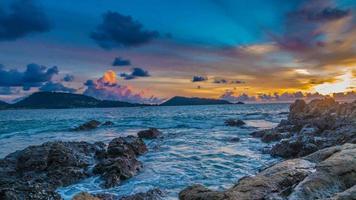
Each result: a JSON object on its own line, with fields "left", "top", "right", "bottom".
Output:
{"left": 0, "top": 104, "right": 289, "bottom": 199}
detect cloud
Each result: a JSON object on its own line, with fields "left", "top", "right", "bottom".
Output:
{"left": 192, "top": 76, "right": 208, "bottom": 82}
{"left": 213, "top": 78, "right": 245, "bottom": 84}
{"left": 62, "top": 74, "right": 74, "bottom": 82}
{"left": 120, "top": 67, "right": 150, "bottom": 80}
{"left": 39, "top": 81, "right": 77, "bottom": 93}
{"left": 0, "top": 63, "right": 58, "bottom": 90}
{"left": 112, "top": 57, "right": 131, "bottom": 66}
{"left": 273, "top": 1, "right": 351, "bottom": 52}
{"left": 0, "top": 0, "right": 51, "bottom": 41}
{"left": 84, "top": 70, "right": 162, "bottom": 104}
{"left": 91, "top": 11, "right": 159, "bottom": 49}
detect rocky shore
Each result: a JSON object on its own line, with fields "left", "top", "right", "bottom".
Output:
{"left": 0, "top": 134, "right": 149, "bottom": 199}
{"left": 1, "top": 98, "right": 355, "bottom": 200}
{"left": 180, "top": 98, "right": 356, "bottom": 200}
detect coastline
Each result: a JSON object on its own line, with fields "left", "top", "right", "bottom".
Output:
{"left": 0, "top": 98, "right": 354, "bottom": 200}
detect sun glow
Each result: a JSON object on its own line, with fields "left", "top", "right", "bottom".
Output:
{"left": 314, "top": 70, "right": 354, "bottom": 95}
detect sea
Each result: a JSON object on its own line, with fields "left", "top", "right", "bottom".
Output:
{"left": 0, "top": 104, "right": 289, "bottom": 199}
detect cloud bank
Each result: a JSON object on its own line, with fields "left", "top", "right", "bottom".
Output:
{"left": 84, "top": 70, "right": 161, "bottom": 104}
{"left": 0, "top": 63, "right": 58, "bottom": 90}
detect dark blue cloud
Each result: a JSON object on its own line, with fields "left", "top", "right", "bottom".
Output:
{"left": 192, "top": 76, "right": 207, "bottom": 82}
{"left": 62, "top": 74, "right": 74, "bottom": 82}
{"left": 91, "top": 11, "right": 159, "bottom": 49}
{"left": 39, "top": 81, "right": 76, "bottom": 93}
{"left": 0, "top": 87, "right": 19, "bottom": 95}
{"left": 0, "top": 0, "right": 51, "bottom": 41}
{"left": 120, "top": 67, "right": 150, "bottom": 80}
{"left": 112, "top": 57, "right": 131, "bottom": 66}
{"left": 0, "top": 63, "right": 58, "bottom": 90}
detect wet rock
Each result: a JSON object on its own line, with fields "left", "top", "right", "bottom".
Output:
{"left": 225, "top": 119, "right": 245, "bottom": 127}
{"left": 107, "top": 136, "right": 147, "bottom": 158}
{"left": 0, "top": 141, "right": 104, "bottom": 200}
{"left": 74, "top": 120, "right": 101, "bottom": 131}
{"left": 102, "top": 121, "right": 114, "bottom": 126}
{"left": 94, "top": 136, "right": 147, "bottom": 188}
{"left": 179, "top": 184, "right": 226, "bottom": 200}
{"left": 137, "top": 128, "right": 162, "bottom": 139}
{"left": 93, "top": 157, "right": 143, "bottom": 188}
{"left": 120, "top": 189, "right": 165, "bottom": 200}
{"left": 0, "top": 136, "right": 147, "bottom": 199}
{"left": 73, "top": 192, "right": 100, "bottom": 200}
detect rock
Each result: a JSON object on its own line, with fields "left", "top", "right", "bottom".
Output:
{"left": 93, "top": 157, "right": 143, "bottom": 188}
{"left": 137, "top": 128, "right": 162, "bottom": 139}
{"left": 225, "top": 119, "right": 245, "bottom": 127}
{"left": 107, "top": 136, "right": 147, "bottom": 158}
{"left": 261, "top": 130, "right": 288, "bottom": 143}
{"left": 0, "top": 136, "right": 147, "bottom": 199}
{"left": 73, "top": 192, "right": 101, "bottom": 200}
{"left": 179, "top": 184, "right": 225, "bottom": 200}
{"left": 328, "top": 185, "right": 356, "bottom": 200}
{"left": 102, "top": 121, "right": 114, "bottom": 126}
{"left": 229, "top": 137, "right": 240, "bottom": 142}
{"left": 120, "top": 189, "right": 165, "bottom": 200}
{"left": 0, "top": 141, "right": 104, "bottom": 200}
{"left": 94, "top": 136, "right": 147, "bottom": 188}
{"left": 299, "top": 124, "right": 319, "bottom": 135}
{"left": 74, "top": 120, "right": 101, "bottom": 131}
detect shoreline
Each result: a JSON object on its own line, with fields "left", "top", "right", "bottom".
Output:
{"left": 0, "top": 98, "right": 355, "bottom": 200}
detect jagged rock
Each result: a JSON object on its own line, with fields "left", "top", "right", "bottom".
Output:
{"left": 0, "top": 136, "right": 147, "bottom": 200}
{"left": 94, "top": 136, "right": 147, "bottom": 188}
{"left": 225, "top": 119, "right": 245, "bottom": 127}
{"left": 107, "top": 136, "right": 147, "bottom": 158}
{"left": 74, "top": 120, "right": 101, "bottom": 131}
{"left": 93, "top": 157, "right": 143, "bottom": 188}
{"left": 137, "top": 128, "right": 162, "bottom": 139}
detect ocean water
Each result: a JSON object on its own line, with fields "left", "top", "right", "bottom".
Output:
{"left": 0, "top": 104, "right": 289, "bottom": 199}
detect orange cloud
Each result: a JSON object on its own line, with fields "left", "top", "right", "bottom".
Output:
{"left": 102, "top": 70, "right": 117, "bottom": 84}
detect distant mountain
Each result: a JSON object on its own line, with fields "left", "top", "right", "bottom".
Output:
{"left": 10, "top": 92, "right": 144, "bottom": 109}
{"left": 160, "top": 96, "right": 232, "bottom": 106}
{"left": 0, "top": 100, "right": 9, "bottom": 109}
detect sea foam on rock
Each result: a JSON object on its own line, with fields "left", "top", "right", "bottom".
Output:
{"left": 0, "top": 136, "right": 147, "bottom": 200}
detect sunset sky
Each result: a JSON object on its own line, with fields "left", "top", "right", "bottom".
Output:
{"left": 0, "top": 0, "right": 355, "bottom": 103}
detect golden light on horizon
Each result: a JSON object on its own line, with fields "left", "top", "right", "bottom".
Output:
{"left": 314, "top": 70, "right": 354, "bottom": 95}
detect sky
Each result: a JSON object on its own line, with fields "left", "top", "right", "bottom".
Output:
{"left": 0, "top": 0, "right": 355, "bottom": 103}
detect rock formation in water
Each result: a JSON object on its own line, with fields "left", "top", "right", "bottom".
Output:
{"left": 0, "top": 136, "right": 147, "bottom": 200}
{"left": 180, "top": 98, "right": 356, "bottom": 200}
{"left": 224, "top": 119, "right": 246, "bottom": 127}
{"left": 137, "top": 128, "right": 162, "bottom": 139}
{"left": 72, "top": 188, "right": 165, "bottom": 200}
